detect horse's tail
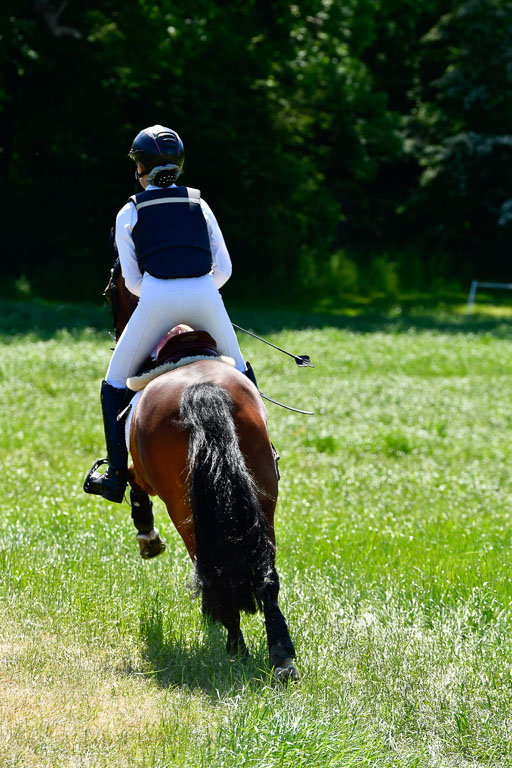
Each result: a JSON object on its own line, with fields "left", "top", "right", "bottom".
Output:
{"left": 180, "top": 382, "right": 274, "bottom": 620}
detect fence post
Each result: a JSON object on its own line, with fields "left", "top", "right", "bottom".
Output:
{"left": 466, "top": 280, "right": 479, "bottom": 316}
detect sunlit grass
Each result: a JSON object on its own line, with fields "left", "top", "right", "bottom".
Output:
{"left": 1, "top": 299, "right": 511, "bottom": 766}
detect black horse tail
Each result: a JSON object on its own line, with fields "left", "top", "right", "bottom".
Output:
{"left": 180, "top": 382, "right": 274, "bottom": 620}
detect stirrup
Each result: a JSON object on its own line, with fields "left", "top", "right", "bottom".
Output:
{"left": 83, "top": 458, "right": 127, "bottom": 503}
{"left": 83, "top": 458, "right": 108, "bottom": 494}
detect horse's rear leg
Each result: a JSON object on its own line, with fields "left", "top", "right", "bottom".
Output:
{"left": 201, "top": 590, "right": 248, "bottom": 659}
{"left": 263, "top": 570, "right": 299, "bottom": 682}
{"left": 225, "top": 621, "right": 249, "bottom": 659}
{"left": 129, "top": 485, "right": 166, "bottom": 559}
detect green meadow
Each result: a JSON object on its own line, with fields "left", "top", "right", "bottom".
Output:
{"left": 1, "top": 298, "right": 511, "bottom": 767}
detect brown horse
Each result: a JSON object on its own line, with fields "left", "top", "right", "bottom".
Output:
{"left": 105, "top": 262, "right": 298, "bottom": 680}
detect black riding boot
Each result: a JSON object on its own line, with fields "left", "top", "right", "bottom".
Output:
{"left": 243, "top": 361, "right": 280, "bottom": 480}
{"left": 83, "top": 381, "right": 128, "bottom": 503}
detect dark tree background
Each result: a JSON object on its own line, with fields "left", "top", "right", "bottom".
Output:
{"left": 1, "top": 0, "right": 511, "bottom": 301}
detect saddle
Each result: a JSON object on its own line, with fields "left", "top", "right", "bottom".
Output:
{"left": 127, "top": 327, "right": 234, "bottom": 392}
{"left": 154, "top": 329, "right": 218, "bottom": 367}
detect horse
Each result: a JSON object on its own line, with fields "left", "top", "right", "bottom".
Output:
{"left": 104, "top": 261, "right": 299, "bottom": 681}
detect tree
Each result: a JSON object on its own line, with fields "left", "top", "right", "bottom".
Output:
{"left": 408, "top": 0, "right": 512, "bottom": 279}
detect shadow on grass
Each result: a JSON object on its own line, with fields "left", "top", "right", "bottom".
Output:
{"left": 232, "top": 291, "right": 512, "bottom": 338}
{"left": 0, "top": 298, "right": 112, "bottom": 340}
{"left": 1, "top": 293, "right": 512, "bottom": 341}
{"left": 138, "top": 601, "right": 272, "bottom": 697}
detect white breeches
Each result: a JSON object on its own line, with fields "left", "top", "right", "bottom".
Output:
{"left": 105, "top": 273, "right": 246, "bottom": 388}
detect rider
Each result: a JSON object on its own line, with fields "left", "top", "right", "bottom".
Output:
{"left": 84, "top": 124, "right": 256, "bottom": 504}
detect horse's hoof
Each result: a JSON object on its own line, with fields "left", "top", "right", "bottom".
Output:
{"left": 226, "top": 631, "right": 250, "bottom": 660}
{"left": 273, "top": 658, "right": 300, "bottom": 684}
{"left": 227, "top": 645, "right": 250, "bottom": 661}
{"left": 137, "top": 528, "right": 166, "bottom": 559}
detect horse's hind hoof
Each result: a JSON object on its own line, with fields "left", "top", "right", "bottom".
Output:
{"left": 274, "top": 658, "right": 300, "bottom": 684}
{"left": 226, "top": 630, "right": 249, "bottom": 660}
{"left": 137, "top": 528, "right": 166, "bottom": 559}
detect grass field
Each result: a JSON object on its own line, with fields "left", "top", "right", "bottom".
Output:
{"left": 1, "top": 297, "right": 511, "bottom": 767}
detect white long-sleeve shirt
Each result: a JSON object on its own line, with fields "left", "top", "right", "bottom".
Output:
{"left": 115, "top": 184, "right": 233, "bottom": 297}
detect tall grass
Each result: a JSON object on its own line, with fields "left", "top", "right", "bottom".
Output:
{"left": 0, "top": 299, "right": 511, "bottom": 767}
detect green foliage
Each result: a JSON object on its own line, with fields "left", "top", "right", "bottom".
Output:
{"left": 407, "top": 0, "right": 512, "bottom": 275}
{"left": 1, "top": 1, "right": 511, "bottom": 299}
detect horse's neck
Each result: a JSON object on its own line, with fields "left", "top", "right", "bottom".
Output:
{"left": 115, "top": 276, "right": 138, "bottom": 338}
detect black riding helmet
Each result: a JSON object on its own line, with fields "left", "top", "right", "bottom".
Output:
{"left": 129, "top": 125, "right": 185, "bottom": 181}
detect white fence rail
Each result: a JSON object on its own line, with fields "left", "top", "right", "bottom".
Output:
{"left": 465, "top": 280, "right": 512, "bottom": 315}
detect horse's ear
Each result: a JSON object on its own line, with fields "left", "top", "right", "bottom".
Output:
{"left": 109, "top": 225, "right": 119, "bottom": 259}
{"left": 104, "top": 230, "right": 120, "bottom": 304}
{"left": 103, "top": 257, "right": 138, "bottom": 340}
{"left": 104, "top": 271, "right": 114, "bottom": 310}
{"left": 103, "top": 258, "right": 122, "bottom": 337}
{"left": 103, "top": 258, "right": 117, "bottom": 306}
{"left": 104, "top": 271, "right": 119, "bottom": 336}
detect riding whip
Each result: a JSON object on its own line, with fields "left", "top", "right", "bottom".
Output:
{"left": 233, "top": 323, "right": 314, "bottom": 413}
{"left": 232, "top": 323, "right": 314, "bottom": 367}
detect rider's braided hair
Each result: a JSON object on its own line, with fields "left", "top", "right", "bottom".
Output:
{"left": 146, "top": 164, "right": 180, "bottom": 188}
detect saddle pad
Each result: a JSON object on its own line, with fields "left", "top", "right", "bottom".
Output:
{"left": 126, "top": 354, "right": 236, "bottom": 392}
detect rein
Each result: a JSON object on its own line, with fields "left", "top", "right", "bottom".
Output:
{"left": 259, "top": 392, "right": 314, "bottom": 415}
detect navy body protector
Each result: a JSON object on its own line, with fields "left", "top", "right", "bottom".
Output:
{"left": 129, "top": 186, "right": 213, "bottom": 279}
